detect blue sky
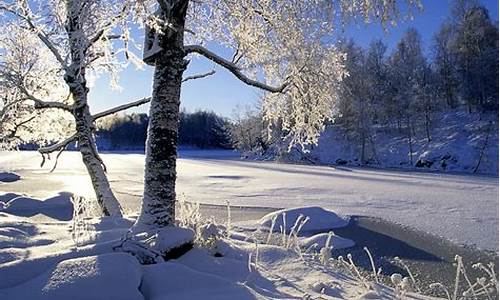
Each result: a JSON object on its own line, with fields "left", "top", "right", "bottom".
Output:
{"left": 88, "top": 0, "right": 498, "bottom": 118}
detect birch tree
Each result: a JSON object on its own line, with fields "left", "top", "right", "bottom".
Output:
{"left": 132, "top": 0, "right": 421, "bottom": 230}
{"left": 0, "top": 0, "right": 151, "bottom": 216}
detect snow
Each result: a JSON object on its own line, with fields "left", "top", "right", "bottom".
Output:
{"left": 0, "top": 192, "right": 73, "bottom": 220}
{"left": 259, "top": 206, "right": 349, "bottom": 233}
{"left": 0, "top": 150, "right": 497, "bottom": 250}
{"left": 152, "top": 226, "right": 194, "bottom": 253}
{"left": 0, "top": 253, "right": 143, "bottom": 300}
{"left": 300, "top": 111, "right": 499, "bottom": 175}
{"left": 0, "top": 198, "right": 436, "bottom": 300}
{"left": 299, "top": 232, "right": 355, "bottom": 250}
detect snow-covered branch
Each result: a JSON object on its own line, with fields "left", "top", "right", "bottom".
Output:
{"left": 182, "top": 70, "right": 216, "bottom": 82}
{"left": 184, "top": 45, "right": 287, "bottom": 93}
{"left": 38, "top": 133, "right": 78, "bottom": 154}
{"left": 92, "top": 97, "right": 151, "bottom": 121}
{"left": 0, "top": 4, "right": 66, "bottom": 68}
{"left": 16, "top": 85, "right": 72, "bottom": 112}
{"left": 84, "top": 3, "right": 131, "bottom": 53}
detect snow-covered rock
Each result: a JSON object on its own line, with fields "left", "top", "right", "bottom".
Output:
{"left": 259, "top": 206, "right": 349, "bottom": 233}
{"left": 300, "top": 232, "right": 355, "bottom": 250}
{"left": 0, "top": 253, "right": 143, "bottom": 300}
{"left": 153, "top": 226, "right": 195, "bottom": 255}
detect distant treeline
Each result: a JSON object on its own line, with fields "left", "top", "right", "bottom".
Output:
{"left": 96, "top": 110, "right": 231, "bottom": 150}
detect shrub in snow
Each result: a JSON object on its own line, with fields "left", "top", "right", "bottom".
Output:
{"left": 427, "top": 256, "right": 499, "bottom": 300}
{"left": 260, "top": 206, "right": 348, "bottom": 234}
{"left": 197, "top": 223, "right": 224, "bottom": 251}
{"left": 71, "top": 195, "right": 102, "bottom": 247}
{"left": 177, "top": 196, "right": 201, "bottom": 231}
{"left": 392, "top": 256, "right": 420, "bottom": 294}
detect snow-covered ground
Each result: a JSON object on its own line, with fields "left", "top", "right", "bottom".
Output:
{"left": 0, "top": 203, "right": 436, "bottom": 300}
{"left": 0, "top": 150, "right": 497, "bottom": 250}
{"left": 0, "top": 150, "right": 498, "bottom": 299}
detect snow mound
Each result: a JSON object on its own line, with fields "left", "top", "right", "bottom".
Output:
{"left": 141, "top": 260, "right": 259, "bottom": 300}
{"left": 0, "top": 253, "right": 143, "bottom": 300}
{"left": 0, "top": 193, "right": 73, "bottom": 221}
{"left": 153, "top": 226, "right": 195, "bottom": 254}
{"left": 260, "top": 206, "right": 348, "bottom": 233}
{"left": 299, "top": 232, "right": 355, "bottom": 250}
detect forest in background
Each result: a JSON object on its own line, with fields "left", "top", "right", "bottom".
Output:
{"left": 230, "top": 0, "right": 498, "bottom": 174}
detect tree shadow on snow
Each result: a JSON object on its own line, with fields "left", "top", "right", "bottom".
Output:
{"left": 0, "top": 172, "right": 21, "bottom": 183}
{"left": 0, "top": 192, "right": 74, "bottom": 221}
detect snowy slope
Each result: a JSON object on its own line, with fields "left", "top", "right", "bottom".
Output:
{"left": 282, "top": 111, "right": 499, "bottom": 175}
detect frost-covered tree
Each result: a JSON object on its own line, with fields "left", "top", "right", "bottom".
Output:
{"left": 453, "top": 5, "right": 498, "bottom": 112}
{"left": 432, "top": 21, "right": 459, "bottom": 109}
{"left": 364, "top": 40, "right": 389, "bottom": 124}
{"left": 389, "top": 28, "right": 428, "bottom": 165}
{"left": 132, "top": 0, "right": 421, "bottom": 229}
{"left": 0, "top": 26, "right": 74, "bottom": 149}
{"left": 336, "top": 40, "right": 379, "bottom": 164}
{"left": 0, "top": 0, "right": 150, "bottom": 216}
{"left": 229, "top": 104, "right": 268, "bottom": 154}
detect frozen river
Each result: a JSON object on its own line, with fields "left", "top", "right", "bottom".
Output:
{"left": 0, "top": 150, "right": 498, "bottom": 250}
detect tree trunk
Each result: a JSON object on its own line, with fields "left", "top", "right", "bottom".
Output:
{"left": 406, "top": 116, "right": 413, "bottom": 166}
{"left": 135, "top": 1, "right": 189, "bottom": 229}
{"left": 64, "top": 0, "right": 122, "bottom": 217}
{"left": 73, "top": 95, "right": 123, "bottom": 217}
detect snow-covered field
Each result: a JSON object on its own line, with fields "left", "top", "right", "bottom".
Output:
{"left": 0, "top": 150, "right": 498, "bottom": 299}
{"left": 1, "top": 150, "right": 497, "bottom": 250}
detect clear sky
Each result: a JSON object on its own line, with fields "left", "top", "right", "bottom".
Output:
{"left": 88, "top": 0, "right": 498, "bottom": 118}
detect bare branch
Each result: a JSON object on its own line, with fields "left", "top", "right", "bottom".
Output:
{"left": 182, "top": 69, "right": 216, "bottom": 82}
{"left": 33, "top": 100, "right": 73, "bottom": 111}
{"left": 49, "top": 145, "right": 66, "bottom": 173}
{"left": 92, "top": 97, "right": 151, "bottom": 121}
{"left": 184, "top": 45, "right": 287, "bottom": 93}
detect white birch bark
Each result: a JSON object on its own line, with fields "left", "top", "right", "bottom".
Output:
{"left": 135, "top": 0, "right": 189, "bottom": 229}
{"left": 65, "top": 0, "right": 123, "bottom": 217}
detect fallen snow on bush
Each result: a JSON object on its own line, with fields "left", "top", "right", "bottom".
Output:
{"left": 299, "top": 232, "right": 355, "bottom": 250}
{"left": 259, "top": 206, "right": 349, "bottom": 233}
